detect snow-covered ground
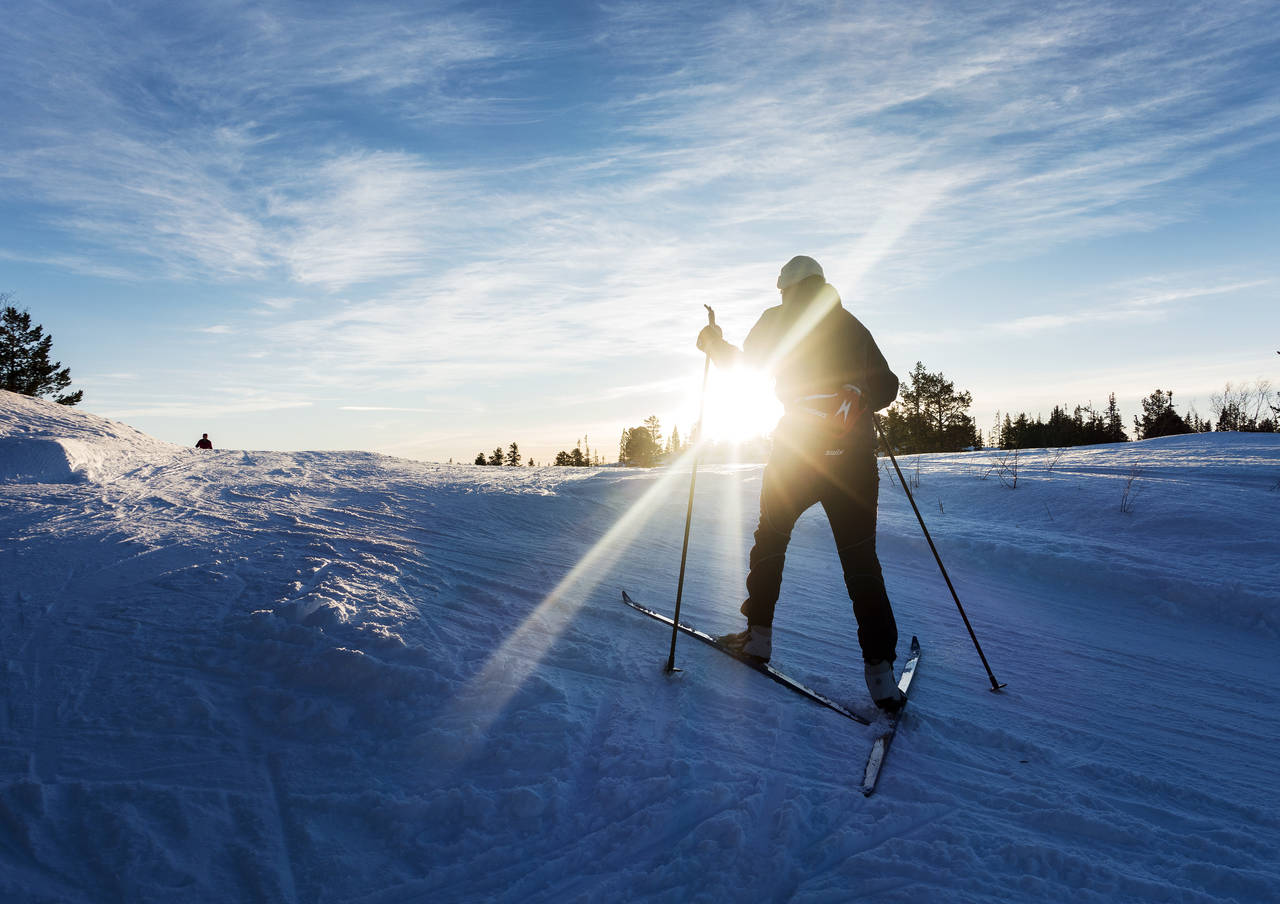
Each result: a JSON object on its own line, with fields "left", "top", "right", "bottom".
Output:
{"left": 2, "top": 388, "right": 1278, "bottom": 903}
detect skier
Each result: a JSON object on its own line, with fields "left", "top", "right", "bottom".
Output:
{"left": 695, "top": 255, "right": 906, "bottom": 711}
{"left": 195, "top": 434, "right": 213, "bottom": 450}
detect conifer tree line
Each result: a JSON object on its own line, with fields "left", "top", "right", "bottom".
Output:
{"left": 469, "top": 436, "right": 611, "bottom": 467}
{"left": 553, "top": 436, "right": 604, "bottom": 467}
{"left": 995, "top": 394, "right": 1128, "bottom": 449}
{"left": 471, "top": 375, "right": 1275, "bottom": 467}
{"left": 995, "top": 382, "right": 1277, "bottom": 448}
{"left": 875, "top": 363, "right": 1277, "bottom": 455}
{"left": 473, "top": 442, "right": 526, "bottom": 466}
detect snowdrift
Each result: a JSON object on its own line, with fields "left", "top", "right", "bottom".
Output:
{"left": 0, "top": 389, "right": 179, "bottom": 482}
{"left": 1, "top": 391, "right": 1278, "bottom": 903}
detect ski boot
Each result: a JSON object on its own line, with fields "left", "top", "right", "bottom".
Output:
{"left": 717, "top": 624, "right": 773, "bottom": 664}
{"left": 865, "top": 660, "right": 906, "bottom": 713}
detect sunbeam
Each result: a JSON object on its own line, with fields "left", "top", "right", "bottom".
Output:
{"left": 717, "top": 449, "right": 749, "bottom": 613}
{"left": 438, "top": 444, "right": 711, "bottom": 756}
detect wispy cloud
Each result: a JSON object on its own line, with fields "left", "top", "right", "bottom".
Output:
{"left": 897, "top": 275, "right": 1273, "bottom": 345}
{"left": 0, "top": 248, "right": 150, "bottom": 283}
{"left": 3, "top": 1, "right": 1278, "bottom": 458}
{"left": 592, "top": 2, "right": 1280, "bottom": 288}
{"left": 995, "top": 278, "right": 1272, "bottom": 336}
{"left": 0, "top": 1, "right": 528, "bottom": 284}
{"left": 102, "top": 396, "right": 313, "bottom": 420}
{"left": 340, "top": 406, "right": 437, "bottom": 412}
{"left": 9, "top": 1, "right": 1276, "bottom": 299}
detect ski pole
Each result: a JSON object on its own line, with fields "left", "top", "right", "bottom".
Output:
{"left": 873, "top": 415, "right": 1006, "bottom": 692}
{"left": 667, "top": 304, "right": 715, "bottom": 674}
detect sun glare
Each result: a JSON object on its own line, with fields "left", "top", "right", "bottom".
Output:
{"left": 698, "top": 369, "right": 783, "bottom": 444}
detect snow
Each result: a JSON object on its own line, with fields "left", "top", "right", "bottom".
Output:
{"left": 1, "top": 387, "right": 1278, "bottom": 903}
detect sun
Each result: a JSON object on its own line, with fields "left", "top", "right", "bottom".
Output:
{"left": 697, "top": 368, "right": 784, "bottom": 444}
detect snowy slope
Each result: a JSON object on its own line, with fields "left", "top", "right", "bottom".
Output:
{"left": 1, "top": 389, "right": 1278, "bottom": 903}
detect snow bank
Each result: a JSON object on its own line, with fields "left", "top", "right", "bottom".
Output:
{"left": 0, "top": 436, "right": 82, "bottom": 483}
{"left": 0, "top": 389, "right": 179, "bottom": 482}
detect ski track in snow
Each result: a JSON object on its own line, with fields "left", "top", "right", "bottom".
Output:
{"left": 1, "top": 389, "right": 1278, "bottom": 903}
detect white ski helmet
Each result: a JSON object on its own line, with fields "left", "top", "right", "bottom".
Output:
{"left": 777, "top": 255, "right": 824, "bottom": 290}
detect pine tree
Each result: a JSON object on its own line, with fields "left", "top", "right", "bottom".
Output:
{"left": 1135, "top": 389, "right": 1191, "bottom": 440}
{"left": 489, "top": 446, "right": 504, "bottom": 466}
{"left": 621, "top": 426, "right": 659, "bottom": 466}
{"left": 1010, "top": 413, "right": 1030, "bottom": 449}
{"left": 474, "top": 452, "right": 487, "bottom": 465}
{"left": 506, "top": 442, "right": 521, "bottom": 467}
{"left": 884, "top": 362, "right": 979, "bottom": 453}
{"left": 1104, "top": 394, "right": 1127, "bottom": 443}
{"left": 642, "top": 416, "right": 663, "bottom": 456}
{"left": 1, "top": 299, "right": 83, "bottom": 405}
{"left": 998, "top": 413, "right": 1013, "bottom": 449}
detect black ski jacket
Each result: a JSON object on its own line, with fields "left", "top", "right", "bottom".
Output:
{"left": 727, "top": 287, "right": 898, "bottom": 452}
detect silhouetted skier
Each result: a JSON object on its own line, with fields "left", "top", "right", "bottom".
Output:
{"left": 195, "top": 434, "right": 213, "bottom": 450}
{"left": 696, "top": 255, "right": 906, "bottom": 711}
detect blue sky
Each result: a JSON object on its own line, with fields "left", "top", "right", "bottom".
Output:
{"left": 2, "top": 0, "right": 1277, "bottom": 462}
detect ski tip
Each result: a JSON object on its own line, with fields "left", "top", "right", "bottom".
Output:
{"left": 910, "top": 635, "right": 920, "bottom": 654}
{"left": 622, "top": 589, "right": 633, "bottom": 603}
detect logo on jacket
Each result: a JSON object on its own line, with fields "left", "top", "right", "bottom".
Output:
{"left": 792, "top": 383, "right": 865, "bottom": 438}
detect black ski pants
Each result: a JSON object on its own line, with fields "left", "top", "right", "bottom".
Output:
{"left": 740, "top": 441, "right": 899, "bottom": 664}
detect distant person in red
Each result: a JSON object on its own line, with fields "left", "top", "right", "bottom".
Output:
{"left": 195, "top": 434, "right": 213, "bottom": 450}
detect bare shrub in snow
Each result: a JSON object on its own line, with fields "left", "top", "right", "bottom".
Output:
{"left": 997, "top": 447, "right": 1020, "bottom": 489}
{"left": 1120, "top": 467, "right": 1143, "bottom": 513}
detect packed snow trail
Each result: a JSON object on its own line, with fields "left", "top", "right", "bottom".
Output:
{"left": 1, "top": 390, "right": 1278, "bottom": 903}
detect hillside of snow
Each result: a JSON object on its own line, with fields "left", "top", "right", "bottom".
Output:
{"left": 1, "top": 388, "right": 1278, "bottom": 903}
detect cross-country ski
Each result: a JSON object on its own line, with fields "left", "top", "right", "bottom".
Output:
{"left": 861, "top": 635, "right": 922, "bottom": 796}
{"left": 623, "top": 590, "right": 875, "bottom": 726}
{"left": 626, "top": 590, "right": 924, "bottom": 795}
